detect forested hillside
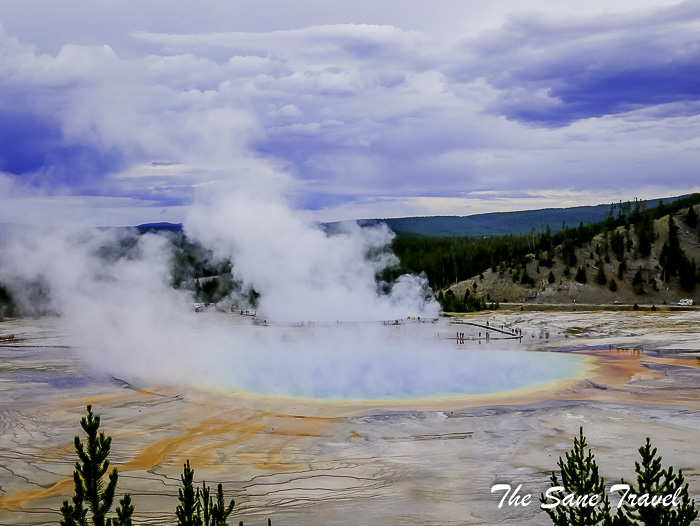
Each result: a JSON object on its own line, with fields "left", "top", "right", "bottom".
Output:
{"left": 386, "top": 195, "right": 700, "bottom": 311}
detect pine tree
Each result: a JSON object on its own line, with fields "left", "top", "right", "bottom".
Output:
{"left": 60, "top": 405, "right": 134, "bottom": 526}
{"left": 618, "top": 260, "right": 627, "bottom": 280}
{"left": 636, "top": 214, "right": 654, "bottom": 257}
{"left": 615, "top": 438, "right": 697, "bottom": 525}
{"left": 610, "top": 231, "right": 625, "bottom": 261}
{"left": 562, "top": 238, "right": 578, "bottom": 267}
{"left": 177, "top": 461, "right": 202, "bottom": 526}
{"left": 201, "top": 482, "right": 235, "bottom": 526}
{"left": 540, "top": 427, "right": 613, "bottom": 525}
{"left": 661, "top": 215, "right": 683, "bottom": 282}
{"left": 59, "top": 409, "right": 274, "bottom": 526}
{"left": 176, "top": 462, "right": 273, "bottom": 526}
{"left": 632, "top": 267, "right": 645, "bottom": 295}
{"left": 679, "top": 257, "right": 696, "bottom": 292}
{"left": 113, "top": 495, "right": 133, "bottom": 526}
{"left": 575, "top": 266, "right": 588, "bottom": 284}
{"left": 596, "top": 263, "right": 607, "bottom": 286}
{"left": 520, "top": 268, "right": 534, "bottom": 286}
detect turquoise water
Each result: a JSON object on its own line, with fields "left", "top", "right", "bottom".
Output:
{"left": 221, "top": 340, "right": 584, "bottom": 401}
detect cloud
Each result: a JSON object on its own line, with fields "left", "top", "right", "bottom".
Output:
{"left": 1, "top": 4, "right": 700, "bottom": 225}
{"left": 445, "top": 1, "right": 700, "bottom": 126}
{"left": 132, "top": 23, "right": 428, "bottom": 62}
{"left": 0, "top": 25, "right": 267, "bottom": 207}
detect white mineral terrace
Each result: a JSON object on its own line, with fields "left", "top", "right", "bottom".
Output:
{"left": 0, "top": 310, "right": 699, "bottom": 525}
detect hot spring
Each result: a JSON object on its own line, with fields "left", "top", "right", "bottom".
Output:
{"left": 159, "top": 316, "right": 587, "bottom": 402}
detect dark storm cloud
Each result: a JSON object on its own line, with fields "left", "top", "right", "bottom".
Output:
{"left": 1, "top": 2, "right": 699, "bottom": 224}
{"left": 445, "top": 1, "right": 700, "bottom": 126}
{"left": 0, "top": 108, "right": 125, "bottom": 187}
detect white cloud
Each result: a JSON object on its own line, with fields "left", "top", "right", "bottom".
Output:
{"left": 0, "top": 2, "right": 699, "bottom": 226}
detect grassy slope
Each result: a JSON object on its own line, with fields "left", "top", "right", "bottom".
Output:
{"left": 447, "top": 205, "right": 700, "bottom": 306}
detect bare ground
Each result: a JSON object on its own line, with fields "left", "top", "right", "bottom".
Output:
{"left": 0, "top": 311, "right": 699, "bottom": 525}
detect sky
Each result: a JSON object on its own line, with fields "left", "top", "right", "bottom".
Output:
{"left": 1, "top": 0, "right": 699, "bottom": 226}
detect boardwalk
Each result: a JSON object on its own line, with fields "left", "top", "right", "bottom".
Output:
{"left": 450, "top": 320, "right": 522, "bottom": 340}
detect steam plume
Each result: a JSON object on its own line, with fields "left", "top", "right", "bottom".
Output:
{"left": 185, "top": 188, "right": 439, "bottom": 322}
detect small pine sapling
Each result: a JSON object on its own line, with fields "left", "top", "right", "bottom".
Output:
{"left": 209, "top": 482, "right": 235, "bottom": 526}
{"left": 113, "top": 494, "right": 134, "bottom": 526}
{"left": 615, "top": 437, "right": 697, "bottom": 525}
{"left": 540, "top": 427, "right": 614, "bottom": 526}
{"left": 177, "top": 460, "right": 202, "bottom": 526}
{"left": 60, "top": 405, "right": 134, "bottom": 526}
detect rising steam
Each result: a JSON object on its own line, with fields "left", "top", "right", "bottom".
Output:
{"left": 0, "top": 221, "right": 581, "bottom": 401}
{"left": 0, "top": 186, "right": 454, "bottom": 395}
{"left": 185, "top": 188, "right": 439, "bottom": 322}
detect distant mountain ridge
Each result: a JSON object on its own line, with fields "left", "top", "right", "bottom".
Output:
{"left": 348, "top": 196, "right": 689, "bottom": 237}
{"left": 133, "top": 195, "right": 688, "bottom": 238}
{"left": 0, "top": 198, "right": 688, "bottom": 239}
{"left": 135, "top": 222, "right": 183, "bottom": 234}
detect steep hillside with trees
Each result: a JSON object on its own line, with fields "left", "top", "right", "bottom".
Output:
{"left": 384, "top": 194, "right": 700, "bottom": 311}
{"left": 431, "top": 197, "right": 700, "bottom": 310}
